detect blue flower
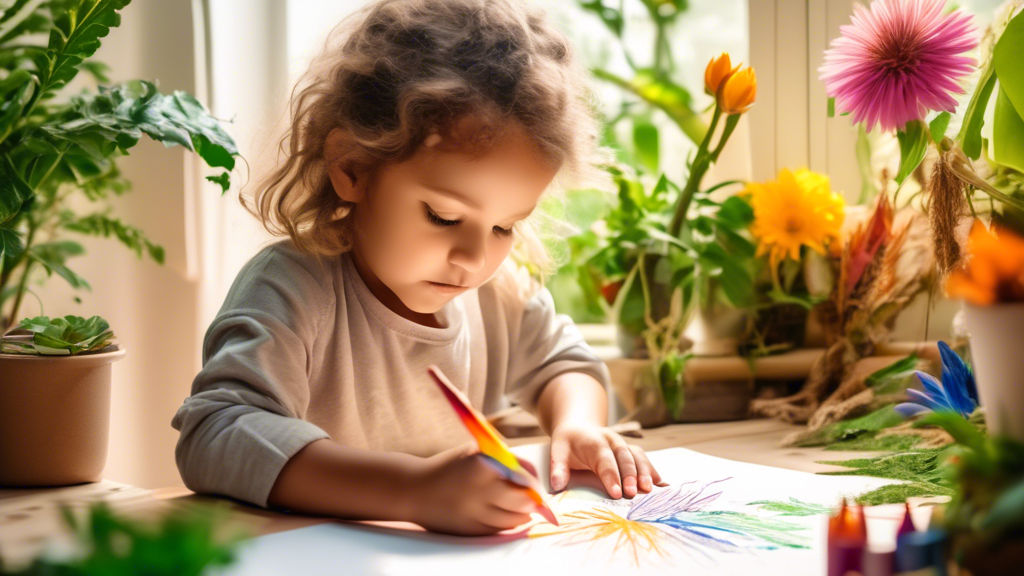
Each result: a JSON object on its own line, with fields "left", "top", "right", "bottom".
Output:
{"left": 895, "top": 341, "right": 979, "bottom": 419}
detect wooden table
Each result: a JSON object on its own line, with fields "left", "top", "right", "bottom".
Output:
{"left": 0, "top": 418, "right": 880, "bottom": 570}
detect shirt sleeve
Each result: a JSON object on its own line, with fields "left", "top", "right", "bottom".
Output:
{"left": 503, "top": 284, "right": 611, "bottom": 415}
{"left": 170, "top": 247, "right": 333, "bottom": 509}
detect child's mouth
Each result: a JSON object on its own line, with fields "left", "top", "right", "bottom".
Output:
{"left": 427, "top": 281, "right": 468, "bottom": 293}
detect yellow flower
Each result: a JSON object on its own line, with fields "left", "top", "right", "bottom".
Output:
{"left": 719, "top": 67, "right": 757, "bottom": 114}
{"left": 747, "top": 168, "right": 845, "bottom": 271}
{"left": 704, "top": 53, "right": 736, "bottom": 96}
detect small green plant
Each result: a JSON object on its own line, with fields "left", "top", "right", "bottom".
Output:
{"left": 0, "top": 0, "right": 240, "bottom": 332}
{"left": 0, "top": 500, "right": 251, "bottom": 575}
{"left": 0, "top": 314, "right": 113, "bottom": 355}
{"left": 912, "top": 412, "right": 1024, "bottom": 570}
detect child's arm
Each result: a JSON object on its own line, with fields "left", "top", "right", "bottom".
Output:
{"left": 535, "top": 372, "right": 666, "bottom": 499}
{"left": 497, "top": 282, "right": 665, "bottom": 499}
{"left": 267, "top": 439, "right": 538, "bottom": 535}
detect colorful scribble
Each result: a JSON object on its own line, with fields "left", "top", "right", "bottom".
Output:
{"left": 528, "top": 478, "right": 812, "bottom": 567}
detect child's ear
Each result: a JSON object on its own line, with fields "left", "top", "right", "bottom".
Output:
{"left": 324, "top": 128, "right": 366, "bottom": 203}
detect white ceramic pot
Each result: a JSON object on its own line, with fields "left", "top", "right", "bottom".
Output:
{"left": 963, "top": 302, "right": 1024, "bottom": 441}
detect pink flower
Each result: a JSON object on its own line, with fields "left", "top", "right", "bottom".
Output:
{"left": 819, "top": 0, "right": 977, "bottom": 132}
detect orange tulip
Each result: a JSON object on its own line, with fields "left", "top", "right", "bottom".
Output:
{"left": 719, "top": 67, "right": 757, "bottom": 115}
{"left": 704, "top": 53, "right": 736, "bottom": 96}
{"left": 945, "top": 220, "right": 1024, "bottom": 305}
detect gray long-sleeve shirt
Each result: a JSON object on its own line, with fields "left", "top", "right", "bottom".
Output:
{"left": 170, "top": 239, "right": 610, "bottom": 509}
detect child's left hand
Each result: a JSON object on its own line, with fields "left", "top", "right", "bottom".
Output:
{"left": 548, "top": 422, "right": 667, "bottom": 498}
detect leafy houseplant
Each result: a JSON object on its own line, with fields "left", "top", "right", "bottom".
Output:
{"left": 0, "top": 0, "right": 239, "bottom": 331}
{"left": 0, "top": 499, "right": 250, "bottom": 575}
{"left": 574, "top": 53, "right": 757, "bottom": 422}
{"left": 1, "top": 314, "right": 114, "bottom": 355}
{"left": 0, "top": 0, "right": 239, "bottom": 486}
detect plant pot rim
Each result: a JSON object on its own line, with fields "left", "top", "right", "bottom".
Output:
{"left": 0, "top": 345, "right": 126, "bottom": 366}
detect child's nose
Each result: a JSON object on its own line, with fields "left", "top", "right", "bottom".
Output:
{"left": 447, "top": 231, "right": 486, "bottom": 274}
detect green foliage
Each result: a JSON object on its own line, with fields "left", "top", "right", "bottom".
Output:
{"left": 0, "top": 500, "right": 249, "bottom": 575}
{"left": 958, "top": 61, "right": 996, "bottom": 161}
{"left": 63, "top": 213, "right": 164, "bottom": 264}
{"left": 929, "top": 112, "right": 951, "bottom": 145}
{"left": 748, "top": 497, "right": 834, "bottom": 517}
{"left": 793, "top": 405, "right": 908, "bottom": 448}
{"left": 993, "top": 85, "right": 1024, "bottom": 173}
{"left": 855, "top": 482, "right": 955, "bottom": 506}
{"left": 823, "top": 433, "right": 923, "bottom": 452}
{"left": 0, "top": 313, "right": 113, "bottom": 354}
{"left": 906, "top": 411, "right": 1024, "bottom": 559}
{"left": 820, "top": 445, "right": 958, "bottom": 505}
{"left": 580, "top": 169, "right": 754, "bottom": 337}
{"left": 865, "top": 353, "right": 919, "bottom": 393}
{"left": 0, "top": 0, "right": 239, "bottom": 331}
{"left": 542, "top": 188, "right": 613, "bottom": 323}
{"left": 895, "top": 119, "right": 929, "bottom": 186}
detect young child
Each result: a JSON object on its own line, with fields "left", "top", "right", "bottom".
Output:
{"left": 171, "top": 0, "right": 664, "bottom": 536}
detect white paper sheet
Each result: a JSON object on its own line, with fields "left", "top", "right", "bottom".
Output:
{"left": 213, "top": 445, "right": 898, "bottom": 576}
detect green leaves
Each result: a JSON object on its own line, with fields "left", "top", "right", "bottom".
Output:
{"left": 866, "top": 353, "right": 919, "bottom": 394}
{"left": 991, "top": 9, "right": 1024, "bottom": 173}
{"left": 993, "top": 87, "right": 1024, "bottom": 172}
{"left": 37, "top": 0, "right": 131, "bottom": 101}
{"left": 928, "top": 112, "right": 951, "bottom": 145}
{"left": 0, "top": 500, "right": 248, "bottom": 574}
{"left": 0, "top": 314, "right": 113, "bottom": 355}
{"left": 592, "top": 67, "right": 706, "bottom": 145}
{"left": 0, "top": 225, "right": 23, "bottom": 276}
{"left": 28, "top": 239, "right": 90, "bottom": 290}
{"left": 0, "top": 0, "right": 50, "bottom": 47}
{"left": 0, "top": 70, "right": 33, "bottom": 144}
{"left": 913, "top": 411, "right": 988, "bottom": 454}
{"left": 42, "top": 80, "right": 239, "bottom": 173}
{"left": 993, "top": 6, "right": 1024, "bottom": 118}
{"left": 632, "top": 116, "right": 659, "bottom": 174}
{"left": 0, "top": 153, "right": 32, "bottom": 224}
{"left": 657, "top": 350, "right": 689, "bottom": 419}
{"left": 63, "top": 212, "right": 164, "bottom": 263}
{"left": 578, "top": 0, "right": 623, "bottom": 37}
{"left": 957, "top": 62, "right": 996, "bottom": 160}
{"left": 895, "top": 119, "right": 928, "bottom": 186}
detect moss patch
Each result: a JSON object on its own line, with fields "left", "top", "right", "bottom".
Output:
{"left": 818, "top": 446, "right": 959, "bottom": 505}
{"left": 854, "top": 483, "right": 955, "bottom": 506}
{"left": 794, "top": 405, "right": 907, "bottom": 448}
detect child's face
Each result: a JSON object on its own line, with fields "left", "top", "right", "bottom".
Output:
{"left": 346, "top": 126, "right": 557, "bottom": 322}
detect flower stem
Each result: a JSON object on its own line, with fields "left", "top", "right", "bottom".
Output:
{"left": 710, "top": 114, "right": 741, "bottom": 161}
{"left": 669, "top": 107, "right": 726, "bottom": 238}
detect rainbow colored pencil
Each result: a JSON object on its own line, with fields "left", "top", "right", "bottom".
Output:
{"left": 427, "top": 365, "right": 559, "bottom": 526}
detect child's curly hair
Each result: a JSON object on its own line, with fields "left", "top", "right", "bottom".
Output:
{"left": 241, "top": 0, "right": 614, "bottom": 280}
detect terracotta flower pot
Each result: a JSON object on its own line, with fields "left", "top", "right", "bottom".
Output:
{"left": 963, "top": 302, "right": 1024, "bottom": 442}
{"left": 0, "top": 346, "right": 126, "bottom": 487}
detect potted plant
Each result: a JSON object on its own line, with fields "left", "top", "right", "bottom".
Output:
{"left": 0, "top": 0, "right": 239, "bottom": 486}
{"left": 946, "top": 221, "right": 1024, "bottom": 442}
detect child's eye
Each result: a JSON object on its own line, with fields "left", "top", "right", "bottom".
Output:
{"left": 493, "top": 224, "right": 514, "bottom": 238}
{"left": 425, "top": 204, "right": 515, "bottom": 239}
{"left": 425, "top": 205, "right": 461, "bottom": 226}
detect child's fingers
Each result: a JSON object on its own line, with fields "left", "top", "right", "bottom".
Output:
{"left": 592, "top": 446, "right": 623, "bottom": 499}
{"left": 490, "top": 484, "right": 536, "bottom": 515}
{"left": 515, "top": 456, "right": 539, "bottom": 480}
{"left": 605, "top": 433, "right": 638, "bottom": 498}
{"left": 628, "top": 445, "right": 656, "bottom": 492}
{"left": 481, "top": 505, "right": 534, "bottom": 530}
{"left": 549, "top": 436, "right": 572, "bottom": 492}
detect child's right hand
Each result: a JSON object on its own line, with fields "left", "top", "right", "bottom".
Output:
{"left": 409, "top": 443, "right": 538, "bottom": 536}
